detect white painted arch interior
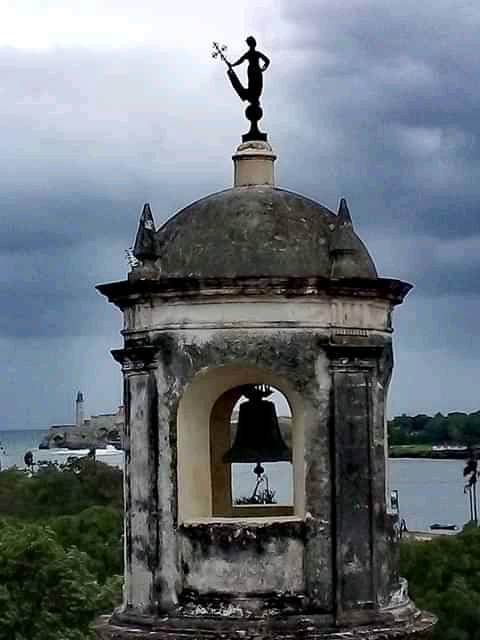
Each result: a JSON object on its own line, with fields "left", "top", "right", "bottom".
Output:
{"left": 177, "top": 366, "right": 306, "bottom": 523}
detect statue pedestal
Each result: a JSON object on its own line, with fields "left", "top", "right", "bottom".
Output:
{"left": 243, "top": 131, "right": 267, "bottom": 142}
{"left": 242, "top": 103, "right": 267, "bottom": 142}
{"left": 232, "top": 140, "right": 276, "bottom": 187}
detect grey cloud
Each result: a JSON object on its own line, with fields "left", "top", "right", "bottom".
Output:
{"left": 1, "top": 334, "right": 121, "bottom": 429}
{"left": 2, "top": 3, "right": 480, "bottom": 427}
{"left": 274, "top": 1, "right": 480, "bottom": 243}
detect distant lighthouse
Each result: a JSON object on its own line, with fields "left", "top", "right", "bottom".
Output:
{"left": 75, "top": 391, "right": 85, "bottom": 427}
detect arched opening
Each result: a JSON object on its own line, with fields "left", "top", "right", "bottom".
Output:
{"left": 176, "top": 366, "right": 305, "bottom": 523}
{"left": 211, "top": 385, "right": 294, "bottom": 518}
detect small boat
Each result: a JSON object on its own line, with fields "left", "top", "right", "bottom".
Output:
{"left": 430, "top": 523, "right": 458, "bottom": 531}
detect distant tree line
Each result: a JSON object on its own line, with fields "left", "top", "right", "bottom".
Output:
{"left": 388, "top": 411, "right": 480, "bottom": 446}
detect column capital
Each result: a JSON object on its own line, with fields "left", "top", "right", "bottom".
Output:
{"left": 326, "top": 342, "right": 384, "bottom": 369}
{"left": 111, "top": 345, "right": 156, "bottom": 372}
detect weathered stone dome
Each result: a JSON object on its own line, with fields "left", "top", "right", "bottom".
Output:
{"left": 149, "top": 186, "right": 377, "bottom": 279}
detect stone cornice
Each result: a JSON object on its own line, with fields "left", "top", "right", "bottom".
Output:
{"left": 97, "top": 275, "right": 412, "bottom": 308}
{"left": 111, "top": 345, "right": 157, "bottom": 371}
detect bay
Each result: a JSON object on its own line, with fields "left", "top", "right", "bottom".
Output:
{"left": 389, "top": 458, "right": 469, "bottom": 532}
{"left": 232, "top": 459, "right": 471, "bottom": 532}
{"left": 0, "top": 429, "right": 47, "bottom": 470}
{"left": 0, "top": 430, "right": 472, "bottom": 532}
{"left": 0, "top": 429, "right": 124, "bottom": 469}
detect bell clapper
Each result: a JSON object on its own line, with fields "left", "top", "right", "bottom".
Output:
{"left": 254, "top": 462, "right": 265, "bottom": 478}
{"left": 248, "top": 461, "right": 277, "bottom": 505}
{"left": 250, "top": 461, "right": 266, "bottom": 502}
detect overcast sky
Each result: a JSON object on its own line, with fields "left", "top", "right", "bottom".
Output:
{"left": 1, "top": 0, "right": 479, "bottom": 429}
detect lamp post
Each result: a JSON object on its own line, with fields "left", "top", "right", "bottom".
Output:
{"left": 463, "top": 450, "right": 478, "bottom": 525}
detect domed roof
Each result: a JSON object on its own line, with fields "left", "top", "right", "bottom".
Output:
{"left": 142, "top": 186, "right": 377, "bottom": 280}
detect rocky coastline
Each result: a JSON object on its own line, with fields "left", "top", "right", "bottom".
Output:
{"left": 39, "top": 405, "right": 124, "bottom": 450}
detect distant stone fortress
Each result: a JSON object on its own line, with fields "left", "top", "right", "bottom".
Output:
{"left": 39, "top": 392, "right": 293, "bottom": 451}
{"left": 39, "top": 391, "right": 124, "bottom": 450}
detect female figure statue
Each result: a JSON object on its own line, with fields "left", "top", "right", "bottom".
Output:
{"left": 230, "top": 36, "right": 270, "bottom": 104}
{"left": 212, "top": 36, "right": 271, "bottom": 141}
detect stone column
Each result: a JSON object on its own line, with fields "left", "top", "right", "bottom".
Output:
{"left": 112, "top": 347, "right": 179, "bottom": 619}
{"left": 152, "top": 364, "right": 180, "bottom": 612}
{"left": 113, "top": 347, "right": 160, "bottom": 617}
{"left": 328, "top": 344, "right": 384, "bottom": 621}
{"left": 303, "top": 350, "right": 334, "bottom": 612}
{"left": 373, "top": 343, "right": 399, "bottom": 606}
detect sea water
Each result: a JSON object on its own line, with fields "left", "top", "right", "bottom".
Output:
{"left": 0, "top": 430, "right": 471, "bottom": 532}
{"left": 0, "top": 429, "right": 124, "bottom": 469}
{"left": 232, "top": 459, "right": 470, "bottom": 531}
{"left": 389, "top": 458, "right": 469, "bottom": 532}
{"left": 0, "top": 429, "right": 47, "bottom": 470}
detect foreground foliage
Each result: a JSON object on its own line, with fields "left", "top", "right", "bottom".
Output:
{"left": 3, "top": 458, "right": 480, "bottom": 639}
{"left": 0, "top": 457, "right": 123, "bottom": 519}
{"left": 0, "top": 521, "right": 120, "bottom": 640}
{"left": 50, "top": 505, "right": 123, "bottom": 582}
{"left": 401, "top": 524, "right": 480, "bottom": 640}
{"left": 0, "top": 460, "right": 123, "bottom": 639}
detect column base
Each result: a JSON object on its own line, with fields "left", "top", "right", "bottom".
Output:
{"left": 95, "top": 607, "right": 435, "bottom": 640}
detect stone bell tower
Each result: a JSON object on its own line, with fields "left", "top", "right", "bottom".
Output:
{"left": 96, "top": 82, "right": 434, "bottom": 640}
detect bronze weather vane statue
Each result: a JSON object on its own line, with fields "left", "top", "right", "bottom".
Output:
{"left": 212, "top": 36, "right": 270, "bottom": 142}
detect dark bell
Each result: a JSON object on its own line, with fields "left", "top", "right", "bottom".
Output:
{"left": 223, "top": 387, "right": 291, "bottom": 464}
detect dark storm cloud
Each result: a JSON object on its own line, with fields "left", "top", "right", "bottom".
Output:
{"left": 1, "top": 191, "right": 128, "bottom": 252}
{"left": 0, "top": 45, "right": 231, "bottom": 346}
{"left": 0, "top": 39, "right": 247, "bottom": 427}
{"left": 274, "top": 1, "right": 480, "bottom": 295}
{"left": 270, "top": 1, "right": 480, "bottom": 414}
{"left": 278, "top": 3, "right": 480, "bottom": 221}
{"left": 3, "top": 2, "right": 480, "bottom": 427}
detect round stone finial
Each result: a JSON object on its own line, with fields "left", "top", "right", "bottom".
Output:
{"left": 232, "top": 140, "right": 276, "bottom": 187}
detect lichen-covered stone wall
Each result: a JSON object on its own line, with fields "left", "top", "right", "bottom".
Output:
{"left": 95, "top": 273, "right": 422, "bottom": 638}
{"left": 180, "top": 520, "right": 305, "bottom": 596}
{"left": 112, "top": 324, "right": 397, "bottom": 621}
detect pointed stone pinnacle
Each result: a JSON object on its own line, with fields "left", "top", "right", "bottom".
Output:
{"left": 337, "top": 198, "right": 353, "bottom": 225}
{"left": 133, "top": 203, "right": 157, "bottom": 260}
{"left": 140, "top": 203, "right": 156, "bottom": 232}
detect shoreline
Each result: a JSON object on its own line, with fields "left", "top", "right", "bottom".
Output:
{"left": 389, "top": 447, "right": 469, "bottom": 460}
